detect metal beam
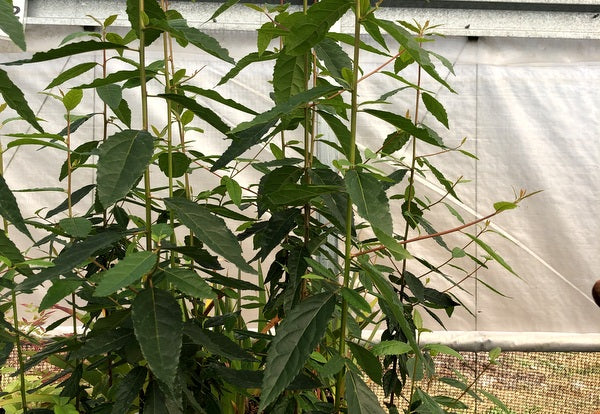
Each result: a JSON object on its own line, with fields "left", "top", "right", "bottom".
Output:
{"left": 21, "top": 0, "right": 600, "bottom": 39}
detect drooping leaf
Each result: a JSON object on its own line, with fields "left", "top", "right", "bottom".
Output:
{"left": 96, "top": 129, "right": 154, "bottom": 208}
{"left": 0, "top": 173, "right": 31, "bottom": 238}
{"left": 162, "top": 245, "right": 222, "bottom": 270}
{"left": 251, "top": 208, "right": 301, "bottom": 262}
{"left": 164, "top": 197, "right": 256, "bottom": 274}
{"left": 257, "top": 166, "right": 303, "bottom": 215}
{"left": 465, "top": 234, "right": 519, "bottom": 277}
{"left": 39, "top": 279, "right": 82, "bottom": 311}
{"left": 264, "top": 184, "right": 341, "bottom": 207}
{"left": 345, "top": 170, "right": 393, "bottom": 235}
{"left": 159, "top": 93, "right": 230, "bottom": 134}
{"left": 0, "top": 230, "right": 26, "bottom": 271}
{"left": 0, "top": 69, "right": 44, "bottom": 132}
{"left": 161, "top": 267, "right": 216, "bottom": 299}
{"left": 364, "top": 109, "right": 445, "bottom": 148}
{"left": 259, "top": 292, "right": 335, "bottom": 411}
{"left": 373, "top": 227, "right": 412, "bottom": 260}
{"left": 422, "top": 92, "right": 449, "bottom": 128}
{"left": 17, "top": 230, "right": 123, "bottom": 291}
{"left": 206, "top": 0, "right": 241, "bottom": 23}
{"left": 110, "top": 366, "right": 148, "bottom": 414}
{"left": 222, "top": 176, "right": 242, "bottom": 206}
{"left": 273, "top": 51, "right": 306, "bottom": 104}
{"left": 0, "top": 0, "right": 26, "bottom": 50}
{"left": 6, "top": 138, "right": 67, "bottom": 152}
{"left": 96, "top": 83, "right": 122, "bottom": 110}
{"left": 59, "top": 140, "right": 99, "bottom": 181}
{"left": 340, "top": 287, "right": 371, "bottom": 315}
{"left": 94, "top": 251, "right": 156, "bottom": 297}
{"left": 58, "top": 113, "right": 95, "bottom": 136}
{"left": 149, "top": 18, "right": 234, "bottom": 64}
{"left": 414, "top": 388, "right": 446, "bottom": 414}
{"left": 132, "top": 288, "right": 182, "bottom": 389}
{"left": 285, "top": 0, "right": 353, "bottom": 56}
{"left": 1, "top": 41, "right": 127, "bottom": 66}
{"left": 46, "top": 184, "right": 95, "bottom": 218}
{"left": 314, "top": 37, "right": 352, "bottom": 83}
{"left": 183, "top": 322, "right": 255, "bottom": 361}
{"left": 180, "top": 85, "right": 257, "bottom": 115}
{"left": 309, "top": 167, "right": 350, "bottom": 233}
{"left": 424, "top": 343, "right": 463, "bottom": 360}
{"left": 421, "top": 158, "right": 458, "bottom": 200}
{"left": 346, "top": 341, "right": 383, "bottom": 385}
{"left": 344, "top": 369, "right": 386, "bottom": 414}
{"left": 59, "top": 217, "right": 92, "bottom": 238}
{"left": 76, "top": 69, "right": 157, "bottom": 89}
{"left": 217, "top": 51, "right": 278, "bottom": 86}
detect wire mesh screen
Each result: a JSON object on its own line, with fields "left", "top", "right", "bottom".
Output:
{"left": 2, "top": 345, "right": 599, "bottom": 413}
{"left": 368, "top": 352, "right": 600, "bottom": 413}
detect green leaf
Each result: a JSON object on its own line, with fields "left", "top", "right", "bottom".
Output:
{"left": 465, "top": 234, "right": 519, "bottom": 277}
{"left": 110, "top": 366, "right": 148, "bottom": 414}
{"left": 96, "top": 129, "right": 154, "bottom": 208}
{"left": 63, "top": 89, "right": 83, "bottom": 111}
{"left": 494, "top": 201, "right": 518, "bottom": 212}
{"left": 180, "top": 85, "right": 258, "bottom": 115}
{"left": 314, "top": 37, "right": 352, "bottom": 83}
{"left": 125, "top": 0, "right": 165, "bottom": 46}
{"left": 414, "top": 388, "right": 445, "bottom": 414}
{"left": 364, "top": 109, "right": 445, "bottom": 148}
{"left": 159, "top": 93, "right": 230, "bottom": 134}
{"left": 373, "top": 227, "right": 412, "bottom": 260}
{"left": 132, "top": 288, "right": 183, "bottom": 389}
{"left": 217, "top": 51, "right": 278, "bottom": 86}
{"left": 424, "top": 343, "right": 463, "bottom": 360}
{"left": 1, "top": 41, "right": 127, "bottom": 66}
{"left": 59, "top": 217, "right": 92, "bottom": 238}
{"left": 183, "top": 322, "right": 255, "bottom": 361}
{"left": 318, "top": 111, "right": 361, "bottom": 163}
{"left": 371, "top": 340, "right": 412, "bottom": 356}
{"left": 206, "top": 0, "right": 240, "bottom": 22}
{"left": 222, "top": 176, "right": 242, "bottom": 207}
{"left": 58, "top": 113, "right": 95, "bottom": 136}
{"left": 265, "top": 184, "right": 341, "bottom": 206}
{"left": 373, "top": 19, "right": 454, "bottom": 93}
{"left": 340, "top": 287, "right": 370, "bottom": 315}
{"left": 252, "top": 208, "right": 301, "bottom": 262}
{"left": 6, "top": 138, "right": 68, "bottom": 152}
{"left": 162, "top": 245, "right": 222, "bottom": 270}
{"left": 0, "top": 69, "right": 44, "bottom": 132}
{"left": 39, "top": 279, "right": 82, "bottom": 311}
{"left": 259, "top": 293, "right": 335, "bottom": 411}
{"left": 422, "top": 92, "right": 449, "bottom": 128}
{"left": 0, "top": 230, "right": 27, "bottom": 274}
{"left": 0, "top": 0, "right": 26, "bottom": 50}
{"left": 161, "top": 267, "right": 216, "bottom": 300}
{"left": 346, "top": 341, "right": 383, "bottom": 385}
{"left": 158, "top": 151, "right": 191, "bottom": 178}
{"left": 150, "top": 18, "right": 234, "bottom": 64}
{"left": 17, "top": 230, "right": 123, "bottom": 291}
{"left": 94, "top": 251, "right": 156, "bottom": 297}
{"left": 257, "top": 166, "right": 303, "bottom": 215}
{"left": 46, "top": 184, "right": 95, "bottom": 218}
{"left": 273, "top": 51, "right": 306, "bottom": 104}
{"left": 345, "top": 170, "right": 393, "bottom": 235}
{"left": 344, "top": 370, "right": 386, "bottom": 414}
{"left": 360, "top": 261, "right": 419, "bottom": 354}
{"left": 76, "top": 69, "right": 156, "bottom": 89}
{"left": 285, "top": 0, "right": 352, "bottom": 56}
{"left": 0, "top": 173, "right": 31, "bottom": 238}
{"left": 96, "top": 84, "right": 122, "bottom": 110}
{"left": 76, "top": 328, "right": 135, "bottom": 357}
{"left": 164, "top": 197, "right": 256, "bottom": 274}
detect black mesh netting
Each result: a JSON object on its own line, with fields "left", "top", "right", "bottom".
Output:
{"left": 2, "top": 346, "right": 599, "bottom": 413}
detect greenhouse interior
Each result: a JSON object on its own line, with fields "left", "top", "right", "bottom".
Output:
{"left": 0, "top": 0, "right": 598, "bottom": 413}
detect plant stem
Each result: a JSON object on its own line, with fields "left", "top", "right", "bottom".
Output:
{"left": 11, "top": 290, "right": 28, "bottom": 414}
{"left": 138, "top": 0, "right": 152, "bottom": 253}
{"left": 334, "top": 0, "right": 361, "bottom": 410}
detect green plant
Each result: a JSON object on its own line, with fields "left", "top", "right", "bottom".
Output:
{"left": 0, "top": 0, "right": 533, "bottom": 412}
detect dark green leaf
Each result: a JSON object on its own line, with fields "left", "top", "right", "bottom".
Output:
{"left": 159, "top": 93, "right": 230, "bottom": 133}
{"left": 94, "top": 251, "right": 156, "bottom": 296}
{"left": 0, "top": 173, "right": 31, "bottom": 238}
{"left": 381, "top": 130, "right": 410, "bottom": 156}
{"left": 345, "top": 170, "right": 393, "bottom": 235}
{"left": 38, "top": 279, "right": 82, "bottom": 312}
{"left": 96, "top": 129, "right": 154, "bottom": 208}
{"left": 364, "top": 109, "right": 445, "bottom": 148}
{"left": 465, "top": 234, "right": 518, "bottom": 277}
{"left": 217, "top": 51, "right": 278, "bottom": 86}
{"left": 126, "top": 0, "right": 165, "bottom": 46}
{"left": 58, "top": 113, "right": 95, "bottom": 136}
{"left": 161, "top": 267, "right": 215, "bottom": 299}
{"left": 162, "top": 245, "right": 222, "bottom": 270}
{"left": 157, "top": 151, "right": 190, "bottom": 178}
{"left": 285, "top": 0, "right": 352, "bottom": 56}
{"left": 259, "top": 292, "right": 335, "bottom": 411}
{"left": 414, "top": 388, "right": 445, "bottom": 414}
{"left": 422, "top": 92, "right": 449, "bottom": 128}
{"left": 309, "top": 167, "right": 349, "bottom": 232}
{"left": 110, "top": 366, "right": 148, "bottom": 414}
{"left": 96, "top": 84, "right": 122, "bottom": 110}
{"left": 2, "top": 41, "right": 127, "bottom": 66}
{"left": 17, "top": 230, "right": 123, "bottom": 291}
{"left": 144, "top": 380, "right": 171, "bottom": 414}
{"left": 421, "top": 158, "right": 457, "bottom": 200}
{"left": 0, "top": 69, "right": 44, "bottom": 132}
{"left": 257, "top": 166, "right": 303, "bottom": 215}
{"left": 206, "top": 0, "right": 240, "bottom": 22}
{"left": 344, "top": 369, "right": 386, "bottom": 414}
{"left": 340, "top": 287, "right": 370, "bottom": 315}
{"left": 181, "top": 85, "right": 257, "bottom": 115}
{"left": 0, "top": 0, "right": 26, "bottom": 50}
{"left": 46, "top": 184, "right": 95, "bottom": 218}
{"left": 59, "top": 217, "right": 92, "bottom": 238}
{"left": 347, "top": 341, "right": 382, "bottom": 385}
{"left": 76, "top": 328, "right": 135, "bottom": 358}
{"left": 76, "top": 69, "right": 155, "bottom": 89}
{"left": 183, "top": 322, "right": 255, "bottom": 361}
{"left": 327, "top": 32, "right": 390, "bottom": 57}
{"left": 207, "top": 273, "right": 262, "bottom": 291}
{"left": 0, "top": 230, "right": 29, "bottom": 275}
{"left": 314, "top": 37, "right": 352, "bottom": 82}
{"left": 253, "top": 208, "right": 301, "bottom": 261}
{"left": 371, "top": 340, "right": 412, "bottom": 356}
{"left": 273, "top": 51, "right": 306, "bottom": 104}
{"left": 59, "top": 141, "right": 99, "bottom": 181}
{"left": 132, "top": 288, "right": 182, "bottom": 388}
{"left": 265, "top": 184, "right": 341, "bottom": 206}
{"left": 6, "top": 138, "right": 67, "bottom": 152}
{"left": 164, "top": 197, "right": 256, "bottom": 274}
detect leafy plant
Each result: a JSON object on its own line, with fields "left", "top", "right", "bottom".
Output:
{"left": 0, "top": 0, "right": 534, "bottom": 412}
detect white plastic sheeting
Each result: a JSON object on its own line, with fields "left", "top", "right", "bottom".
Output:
{"left": 0, "top": 24, "right": 599, "bottom": 344}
